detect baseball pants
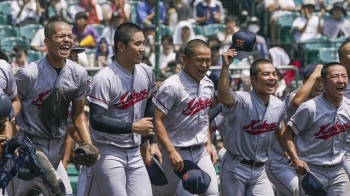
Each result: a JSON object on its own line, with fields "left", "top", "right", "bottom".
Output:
{"left": 56, "top": 161, "right": 74, "bottom": 195}
{"left": 265, "top": 150, "right": 298, "bottom": 196}
{"left": 6, "top": 131, "right": 66, "bottom": 196}
{"left": 343, "top": 143, "right": 350, "bottom": 179}
{"left": 220, "top": 152, "right": 274, "bottom": 196}
{"left": 77, "top": 166, "right": 91, "bottom": 196}
{"left": 84, "top": 143, "right": 152, "bottom": 196}
{"left": 153, "top": 145, "right": 219, "bottom": 196}
{"left": 298, "top": 164, "right": 350, "bottom": 196}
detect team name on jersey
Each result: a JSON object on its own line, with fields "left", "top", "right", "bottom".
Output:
{"left": 31, "top": 90, "right": 51, "bottom": 107}
{"left": 114, "top": 89, "right": 148, "bottom": 110}
{"left": 315, "top": 122, "right": 350, "bottom": 140}
{"left": 181, "top": 97, "right": 211, "bottom": 116}
{"left": 242, "top": 119, "right": 277, "bottom": 135}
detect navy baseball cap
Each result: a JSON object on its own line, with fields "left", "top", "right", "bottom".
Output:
{"left": 302, "top": 170, "right": 327, "bottom": 196}
{"left": 303, "top": 62, "right": 320, "bottom": 79}
{"left": 208, "top": 70, "right": 232, "bottom": 90}
{"left": 71, "top": 47, "right": 85, "bottom": 54}
{"left": 230, "top": 30, "right": 256, "bottom": 59}
{"left": 145, "top": 155, "right": 168, "bottom": 186}
{"left": 173, "top": 160, "right": 211, "bottom": 194}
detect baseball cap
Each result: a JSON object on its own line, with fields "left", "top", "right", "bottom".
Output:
{"left": 330, "top": 2, "right": 346, "bottom": 16}
{"left": 208, "top": 70, "right": 233, "bottom": 91}
{"left": 229, "top": 30, "right": 256, "bottom": 59}
{"left": 173, "top": 160, "right": 211, "bottom": 194}
{"left": 71, "top": 47, "right": 85, "bottom": 54}
{"left": 145, "top": 155, "right": 168, "bottom": 186}
{"left": 301, "top": 170, "right": 327, "bottom": 196}
{"left": 303, "top": 0, "right": 316, "bottom": 6}
{"left": 303, "top": 62, "right": 319, "bottom": 79}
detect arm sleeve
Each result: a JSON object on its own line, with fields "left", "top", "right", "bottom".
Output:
{"left": 89, "top": 102, "right": 133, "bottom": 134}
{"left": 152, "top": 82, "right": 178, "bottom": 115}
{"left": 74, "top": 69, "right": 89, "bottom": 101}
{"left": 221, "top": 92, "right": 246, "bottom": 120}
{"left": 144, "top": 96, "right": 157, "bottom": 143}
{"left": 287, "top": 102, "right": 312, "bottom": 135}
{"left": 208, "top": 104, "right": 222, "bottom": 122}
{"left": 4, "top": 65, "right": 17, "bottom": 99}
{"left": 136, "top": 3, "right": 147, "bottom": 23}
{"left": 15, "top": 67, "right": 33, "bottom": 100}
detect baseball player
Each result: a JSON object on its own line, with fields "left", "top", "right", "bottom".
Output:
{"left": 84, "top": 22, "right": 158, "bottom": 196}
{"left": 153, "top": 39, "right": 219, "bottom": 195}
{"left": 283, "top": 62, "right": 350, "bottom": 195}
{"left": 338, "top": 40, "right": 350, "bottom": 178}
{"left": 218, "top": 51, "right": 286, "bottom": 195}
{"left": 12, "top": 20, "right": 95, "bottom": 196}
{"left": 266, "top": 63, "right": 323, "bottom": 196}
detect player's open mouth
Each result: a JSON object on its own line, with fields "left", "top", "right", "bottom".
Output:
{"left": 266, "top": 83, "right": 275, "bottom": 89}
{"left": 315, "top": 88, "right": 323, "bottom": 93}
{"left": 60, "top": 46, "right": 70, "bottom": 54}
{"left": 198, "top": 70, "right": 206, "bottom": 76}
{"left": 336, "top": 86, "right": 344, "bottom": 93}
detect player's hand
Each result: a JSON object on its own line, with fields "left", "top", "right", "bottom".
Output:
{"left": 222, "top": 49, "right": 237, "bottom": 67}
{"left": 169, "top": 150, "right": 184, "bottom": 172}
{"left": 150, "top": 143, "right": 162, "bottom": 165}
{"left": 206, "top": 144, "right": 217, "bottom": 165}
{"left": 141, "top": 141, "right": 152, "bottom": 163}
{"left": 310, "top": 64, "right": 323, "bottom": 78}
{"left": 62, "top": 159, "right": 69, "bottom": 170}
{"left": 290, "top": 157, "right": 308, "bottom": 175}
{"left": 132, "top": 118, "right": 155, "bottom": 136}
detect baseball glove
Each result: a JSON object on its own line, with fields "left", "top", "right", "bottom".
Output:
{"left": 70, "top": 143, "right": 99, "bottom": 167}
{"left": 0, "top": 49, "right": 9, "bottom": 63}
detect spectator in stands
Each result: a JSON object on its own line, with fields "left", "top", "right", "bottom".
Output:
{"left": 142, "top": 56, "right": 153, "bottom": 67}
{"left": 210, "top": 45, "right": 222, "bottom": 66}
{"left": 173, "top": 21, "right": 195, "bottom": 51}
{"left": 323, "top": 2, "right": 350, "bottom": 40}
{"left": 217, "top": 16, "right": 240, "bottom": 47}
{"left": 207, "top": 35, "right": 221, "bottom": 47}
{"left": 265, "top": 0, "right": 296, "bottom": 43}
{"left": 102, "top": 0, "right": 130, "bottom": 23}
{"left": 10, "top": 47, "right": 28, "bottom": 69}
{"left": 136, "top": 0, "right": 166, "bottom": 29}
{"left": 11, "top": 0, "right": 42, "bottom": 27}
{"left": 72, "top": 12, "right": 99, "bottom": 47}
{"left": 292, "top": 0, "right": 324, "bottom": 43}
{"left": 166, "top": 0, "right": 193, "bottom": 28}
{"left": 163, "top": 60, "right": 183, "bottom": 78}
{"left": 100, "top": 11, "right": 124, "bottom": 46}
{"left": 46, "top": 0, "right": 71, "bottom": 23}
{"left": 175, "top": 47, "right": 184, "bottom": 63}
{"left": 68, "top": 0, "right": 103, "bottom": 24}
{"left": 149, "top": 34, "right": 176, "bottom": 69}
{"left": 94, "top": 37, "right": 113, "bottom": 67}
{"left": 143, "top": 27, "right": 156, "bottom": 57}
{"left": 194, "top": 0, "right": 224, "bottom": 26}
{"left": 30, "top": 16, "right": 64, "bottom": 53}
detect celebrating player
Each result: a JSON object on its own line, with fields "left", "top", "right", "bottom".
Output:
{"left": 153, "top": 39, "right": 219, "bottom": 195}
{"left": 283, "top": 62, "right": 350, "bottom": 195}
{"left": 266, "top": 63, "right": 323, "bottom": 196}
{"left": 85, "top": 22, "right": 158, "bottom": 196}
{"left": 218, "top": 53, "right": 285, "bottom": 195}
{"left": 13, "top": 19, "right": 95, "bottom": 196}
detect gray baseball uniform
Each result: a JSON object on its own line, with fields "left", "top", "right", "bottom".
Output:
{"left": 0, "top": 60, "right": 17, "bottom": 99}
{"left": 266, "top": 90, "right": 299, "bottom": 196}
{"left": 220, "top": 90, "right": 285, "bottom": 196}
{"left": 12, "top": 57, "right": 88, "bottom": 196}
{"left": 84, "top": 61, "right": 156, "bottom": 196}
{"left": 210, "top": 113, "right": 228, "bottom": 142}
{"left": 342, "top": 82, "right": 350, "bottom": 178}
{"left": 288, "top": 95, "right": 350, "bottom": 196}
{"left": 153, "top": 71, "right": 219, "bottom": 196}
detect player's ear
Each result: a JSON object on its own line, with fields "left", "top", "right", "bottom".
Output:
{"left": 320, "top": 77, "right": 326, "bottom": 86}
{"left": 44, "top": 38, "right": 49, "bottom": 47}
{"left": 182, "top": 55, "right": 187, "bottom": 64}
{"left": 116, "top": 42, "right": 125, "bottom": 53}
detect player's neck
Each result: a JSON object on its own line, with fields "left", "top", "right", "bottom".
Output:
{"left": 323, "top": 93, "right": 342, "bottom": 108}
{"left": 115, "top": 56, "right": 134, "bottom": 74}
{"left": 46, "top": 54, "right": 65, "bottom": 69}
{"left": 253, "top": 89, "right": 270, "bottom": 105}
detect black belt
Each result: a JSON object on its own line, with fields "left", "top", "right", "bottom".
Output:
{"left": 240, "top": 159, "right": 265, "bottom": 168}
{"left": 178, "top": 145, "right": 203, "bottom": 151}
{"left": 311, "top": 164, "right": 339, "bottom": 168}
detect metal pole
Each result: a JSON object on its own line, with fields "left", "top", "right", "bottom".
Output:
{"left": 154, "top": 0, "right": 161, "bottom": 80}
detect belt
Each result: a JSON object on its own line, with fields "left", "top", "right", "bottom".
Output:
{"left": 178, "top": 145, "right": 203, "bottom": 151}
{"left": 240, "top": 159, "right": 265, "bottom": 168}
{"left": 311, "top": 164, "right": 339, "bottom": 168}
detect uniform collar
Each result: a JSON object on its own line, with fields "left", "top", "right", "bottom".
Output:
{"left": 112, "top": 60, "right": 134, "bottom": 76}
{"left": 321, "top": 93, "right": 343, "bottom": 110}
{"left": 180, "top": 70, "right": 201, "bottom": 85}
{"left": 250, "top": 89, "right": 270, "bottom": 107}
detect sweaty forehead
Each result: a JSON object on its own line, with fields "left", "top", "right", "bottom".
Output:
{"left": 328, "top": 65, "right": 347, "bottom": 74}
{"left": 258, "top": 63, "right": 275, "bottom": 73}
{"left": 130, "top": 31, "right": 145, "bottom": 42}
{"left": 193, "top": 47, "right": 211, "bottom": 58}
{"left": 53, "top": 23, "right": 72, "bottom": 35}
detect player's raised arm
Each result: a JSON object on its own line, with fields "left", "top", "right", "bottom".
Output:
{"left": 290, "top": 64, "right": 323, "bottom": 110}
{"left": 218, "top": 49, "right": 237, "bottom": 108}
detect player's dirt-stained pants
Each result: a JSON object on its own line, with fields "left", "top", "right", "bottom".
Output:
{"left": 84, "top": 143, "right": 152, "bottom": 196}
{"left": 6, "top": 131, "right": 66, "bottom": 196}
{"left": 342, "top": 143, "right": 350, "bottom": 179}
{"left": 154, "top": 145, "right": 219, "bottom": 196}
{"left": 220, "top": 152, "right": 274, "bottom": 196}
{"left": 298, "top": 164, "right": 350, "bottom": 196}
{"left": 265, "top": 150, "right": 299, "bottom": 196}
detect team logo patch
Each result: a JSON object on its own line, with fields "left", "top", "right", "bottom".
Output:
{"left": 114, "top": 89, "right": 148, "bottom": 110}
{"left": 242, "top": 120, "right": 277, "bottom": 135}
{"left": 235, "top": 39, "right": 245, "bottom": 48}
{"left": 31, "top": 90, "right": 51, "bottom": 107}
{"left": 182, "top": 98, "right": 211, "bottom": 116}
{"left": 182, "top": 172, "right": 189, "bottom": 181}
{"left": 315, "top": 122, "right": 350, "bottom": 140}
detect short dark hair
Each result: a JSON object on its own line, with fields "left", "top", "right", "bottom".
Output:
{"left": 250, "top": 59, "right": 273, "bottom": 77}
{"left": 184, "top": 39, "right": 209, "bottom": 57}
{"left": 321, "top": 62, "right": 345, "bottom": 79}
{"left": 75, "top": 12, "right": 88, "bottom": 20}
{"left": 44, "top": 20, "right": 70, "bottom": 39}
{"left": 161, "top": 34, "right": 173, "bottom": 44}
{"left": 338, "top": 40, "right": 350, "bottom": 58}
{"left": 207, "top": 35, "right": 221, "bottom": 47}
{"left": 114, "top": 22, "right": 142, "bottom": 54}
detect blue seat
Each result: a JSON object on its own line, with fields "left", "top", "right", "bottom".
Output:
{"left": 19, "top": 24, "right": 42, "bottom": 41}
{"left": 0, "top": 1, "right": 11, "bottom": 15}
{"left": 0, "top": 25, "right": 19, "bottom": 37}
{"left": 192, "top": 25, "right": 204, "bottom": 35}
{"left": 160, "top": 25, "right": 172, "bottom": 36}
{"left": 90, "top": 24, "right": 105, "bottom": 36}
{"left": 1, "top": 37, "right": 30, "bottom": 53}
{"left": 27, "top": 50, "right": 42, "bottom": 63}
{"left": 203, "top": 24, "right": 226, "bottom": 37}
{"left": 318, "top": 48, "right": 338, "bottom": 63}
